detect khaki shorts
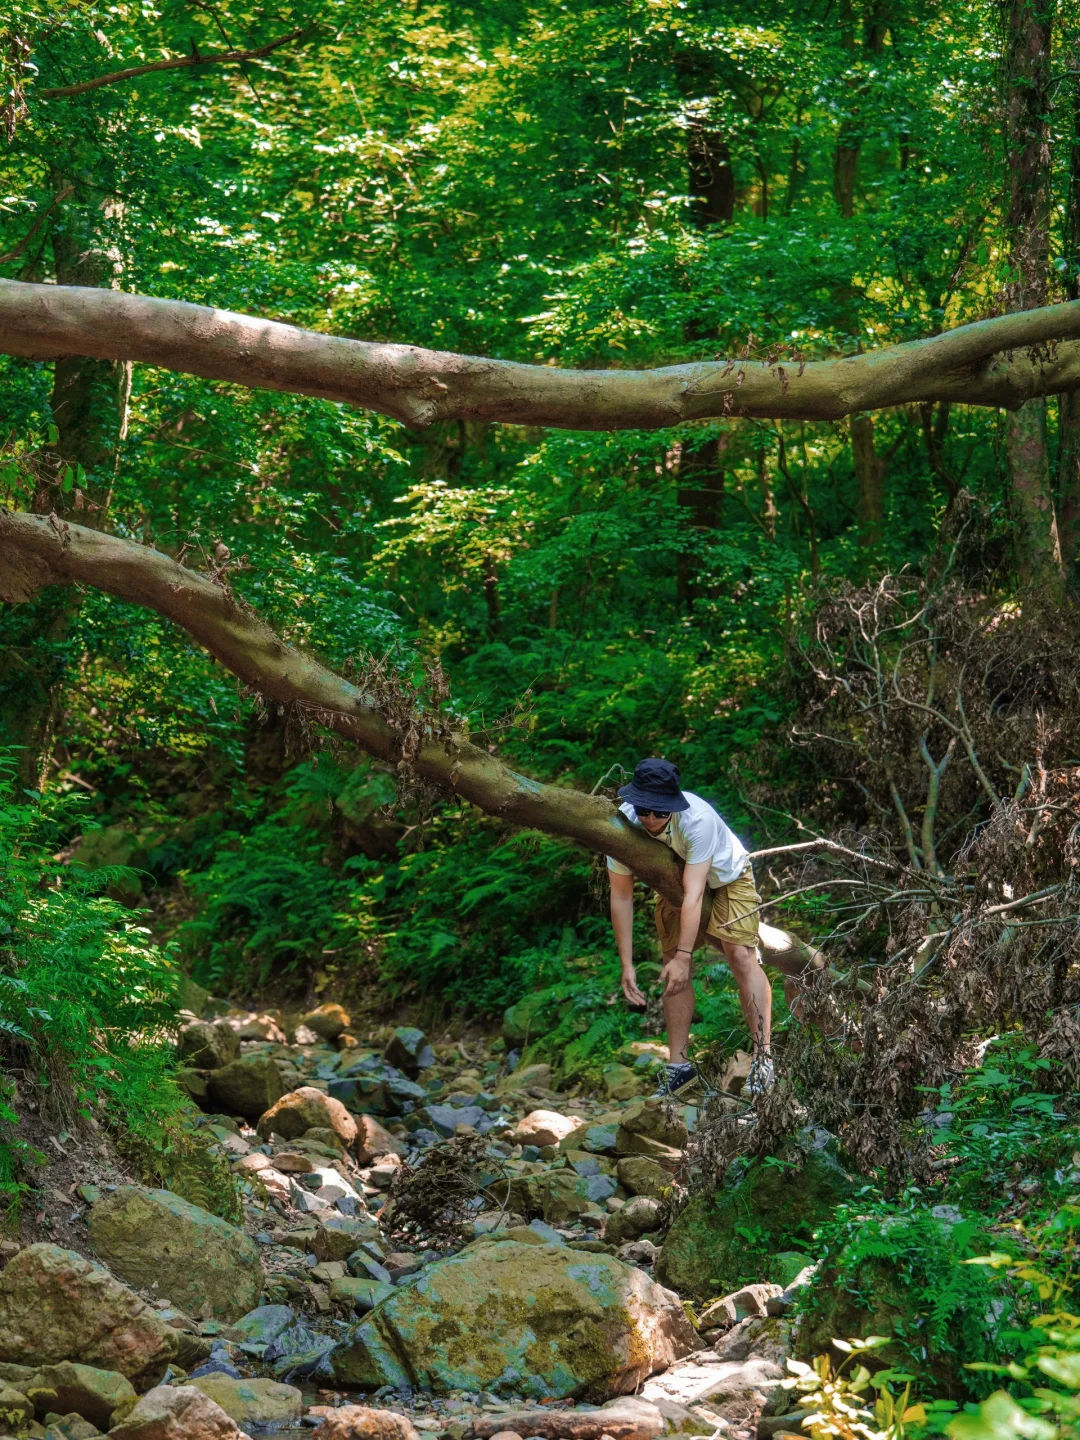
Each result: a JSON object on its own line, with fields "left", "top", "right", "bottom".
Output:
{"left": 654, "top": 864, "right": 761, "bottom": 954}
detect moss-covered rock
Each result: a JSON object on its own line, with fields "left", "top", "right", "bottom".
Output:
{"left": 205, "top": 1055, "right": 283, "bottom": 1119}
{"left": 507, "top": 1170, "right": 603, "bottom": 1225}
{"left": 0, "top": 1383, "right": 33, "bottom": 1435}
{"left": 88, "top": 1187, "right": 262, "bottom": 1322}
{"left": 330, "top": 1239, "right": 697, "bottom": 1399}
{"left": 176, "top": 1020, "right": 240, "bottom": 1072}
{"left": 656, "top": 1132, "right": 854, "bottom": 1301}
{"left": 184, "top": 1377, "right": 302, "bottom": 1430}
{"left": 27, "top": 1362, "right": 137, "bottom": 1428}
{"left": 797, "top": 1207, "right": 1005, "bottom": 1398}
{"left": 616, "top": 1157, "right": 671, "bottom": 1200}
{"left": 0, "top": 1245, "right": 178, "bottom": 1387}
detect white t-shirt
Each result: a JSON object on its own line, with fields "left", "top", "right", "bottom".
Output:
{"left": 606, "top": 791, "right": 750, "bottom": 888}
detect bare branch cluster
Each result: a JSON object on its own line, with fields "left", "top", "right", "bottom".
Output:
{"left": 685, "top": 572, "right": 1080, "bottom": 1187}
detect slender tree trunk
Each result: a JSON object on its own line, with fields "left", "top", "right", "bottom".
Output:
{"left": 833, "top": 0, "right": 860, "bottom": 217}
{"left": 0, "top": 179, "right": 128, "bottom": 785}
{"left": 688, "top": 129, "right": 735, "bottom": 226}
{"left": 852, "top": 412, "right": 885, "bottom": 549}
{"left": 1003, "top": 0, "right": 1063, "bottom": 592}
{"left": 758, "top": 447, "right": 778, "bottom": 539}
{"left": 675, "top": 435, "right": 725, "bottom": 608}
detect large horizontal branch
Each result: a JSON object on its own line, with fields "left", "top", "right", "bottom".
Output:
{"left": 38, "top": 30, "right": 309, "bottom": 100}
{"left": 0, "top": 509, "right": 821, "bottom": 974}
{"left": 0, "top": 508, "right": 684, "bottom": 891}
{"left": 2, "top": 283, "right": 1080, "bottom": 430}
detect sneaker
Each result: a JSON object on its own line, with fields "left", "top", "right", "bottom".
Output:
{"left": 744, "top": 1055, "right": 775, "bottom": 1096}
{"left": 654, "top": 1062, "right": 696, "bottom": 1098}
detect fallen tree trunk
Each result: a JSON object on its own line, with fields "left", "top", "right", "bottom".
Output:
{"left": 2, "top": 282, "right": 1080, "bottom": 430}
{"left": 0, "top": 508, "right": 821, "bottom": 975}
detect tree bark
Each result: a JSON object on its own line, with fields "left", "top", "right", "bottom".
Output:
{"left": 5, "top": 282, "right": 1080, "bottom": 428}
{"left": 851, "top": 412, "right": 885, "bottom": 548}
{"left": 0, "top": 508, "right": 822, "bottom": 976}
{"left": 675, "top": 435, "right": 725, "bottom": 608}
{"left": 832, "top": 0, "right": 888, "bottom": 217}
{"left": 1003, "top": 0, "right": 1063, "bottom": 591}
{"left": 688, "top": 130, "right": 735, "bottom": 227}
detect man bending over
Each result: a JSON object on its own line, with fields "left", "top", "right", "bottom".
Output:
{"left": 607, "top": 757, "right": 773, "bottom": 1098}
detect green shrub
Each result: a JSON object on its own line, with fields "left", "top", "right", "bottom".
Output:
{"left": 799, "top": 1198, "right": 1008, "bottom": 1400}
{"left": 927, "top": 1039, "right": 1079, "bottom": 1216}
{"left": 0, "top": 751, "right": 238, "bottom": 1224}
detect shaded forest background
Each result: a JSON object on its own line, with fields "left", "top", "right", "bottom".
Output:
{"left": 3, "top": 0, "right": 1080, "bottom": 1067}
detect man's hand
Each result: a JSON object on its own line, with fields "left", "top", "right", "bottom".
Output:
{"left": 661, "top": 953, "right": 692, "bottom": 997}
{"left": 621, "top": 968, "right": 647, "bottom": 1007}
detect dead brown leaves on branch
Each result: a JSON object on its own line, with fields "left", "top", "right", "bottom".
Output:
{"left": 689, "top": 574, "right": 1080, "bottom": 1191}
{"left": 380, "top": 1133, "right": 495, "bottom": 1250}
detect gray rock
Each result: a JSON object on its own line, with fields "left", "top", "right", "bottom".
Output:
{"left": 347, "top": 1252, "right": 393, "bottom": 1286}
{"left": 604, "top": 1197, "right": 661, "bottom": 1247}
{"left": 423, "top": 1104, "right": 486, "bottom": 1136}
{"left": 176, "top": 1019, "right": 240, "bottom": 1071}
{"left": 384, "top": 1028, "right": 436, "bottom": 1078}
{"left": 206, "top": 1055, "right": 283, "bottom": 1119}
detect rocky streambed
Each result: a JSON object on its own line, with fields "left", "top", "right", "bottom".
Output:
{"left": 0, "top": 1000, "right": 822, "bottom": 1440}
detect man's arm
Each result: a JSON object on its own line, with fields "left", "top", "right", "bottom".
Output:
{"left": 609, "top": 869, "right": 646, "bottom": 1006}
{"left": 661, "top": 858, "right": 711, "bottom": 996}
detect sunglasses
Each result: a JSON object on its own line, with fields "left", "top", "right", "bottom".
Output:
{"left": 635, "top": 808, "right": 672, "bottom": 819}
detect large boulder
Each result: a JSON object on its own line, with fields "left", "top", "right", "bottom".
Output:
{"left": 0, "top": 1244, "right": 178, "bottom": 1386}
{"left": 205, "top": 1055, "right": 283, "bottom": 1119}
{"left": 657, "top": 1131, "right": 854, "bottom": 1301}
{"left": 176, "top": 1020, "right": 240, "bottom": 1071}
{"left": 185, "top": 1376, "right": 303, "bottom": 1430}
{"left": 257, "top": 1087, "right": 358, "bottom": 1148}
{"left": 383, "top": 1027, "right": 434, "bottom": 1078}
{"left": 108, "top": 1384, "right": 243, "bottom": 1440}
{"left": 88, "top": 1187, "right": 262, "bottom": 1322}
{"left": 26, "top": 1361, "right": 137, "bottom": 1428}
{"left": 331, "top": 1239, "right": 697, "bottom": 1399}
{"left": 300, "top": 1004, "right": 352, "bottom": 1042}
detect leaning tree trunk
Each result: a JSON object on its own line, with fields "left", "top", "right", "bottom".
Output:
{"left": 0, "top": 509, "right": 827, "bottom": 981}
{"left": 1003, "top": 0, "right": 1064, "bottom": 593}
{"left": 0, "top": 181, "right": 129, "bottom": 787}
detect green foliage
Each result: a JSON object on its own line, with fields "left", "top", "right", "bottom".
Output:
{"left": 927, "top": 1039, "right": 1080, "bottom": 1216}
{"left": 784, "top": 1336, "right": 959, "bottom": 1439}
{"left": 944, "top": 1211, "right": 1080, "bottom": 1439}
{"left": 802, "top": 1195, "right": 1007, "bottom": 1398}
{"left": 0, "top": 750, "right": 238, "bottom": 1223}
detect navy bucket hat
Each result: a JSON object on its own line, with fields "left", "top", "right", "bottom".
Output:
{"left": 617, "top": 757, "right": 690, "bottom": 813}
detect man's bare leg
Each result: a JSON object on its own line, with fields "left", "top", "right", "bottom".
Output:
{"left": 721, "top": 941, "right": 772, "bottom": 1055}
{"left": 660, "top": 947, "right": 697, "bottom": 1064}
